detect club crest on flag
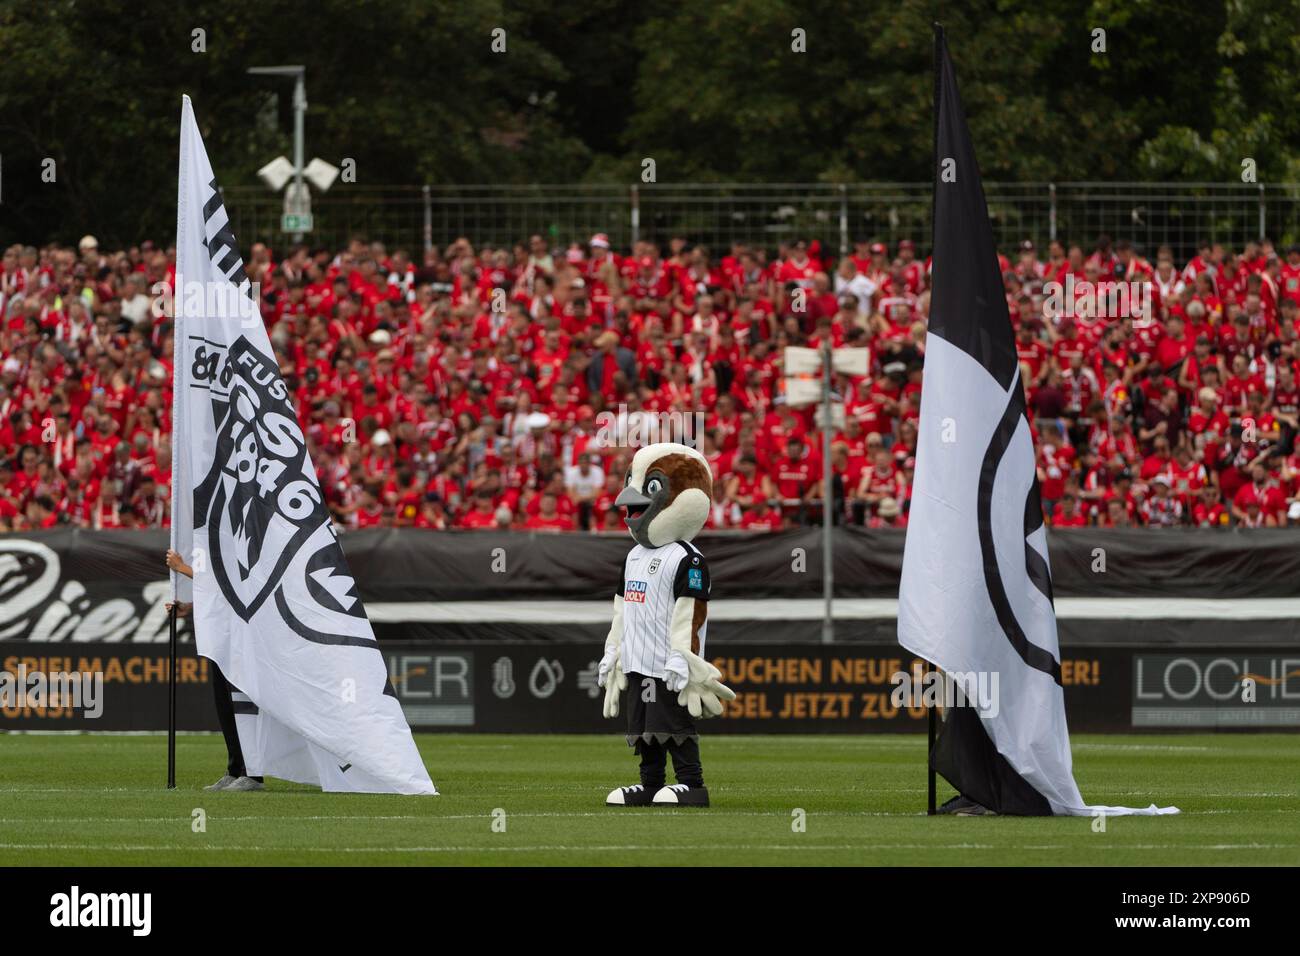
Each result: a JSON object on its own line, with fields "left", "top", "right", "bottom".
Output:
{"left": 193, "top": 338, "right": 321, "bottom": 617}
{"left": 191, "top": 336, "right": 372, "bottom": 646}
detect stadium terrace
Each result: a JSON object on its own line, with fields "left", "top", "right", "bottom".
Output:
{"left": 3, "top": 232, "right": 1299, "bottom": 534}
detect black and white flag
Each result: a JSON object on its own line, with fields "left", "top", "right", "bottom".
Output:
{"left": 897, "top": 29, "right": 1174, "bottom": 817}
{"left": 170, "top": 96, "right": 435, "bottom": 794}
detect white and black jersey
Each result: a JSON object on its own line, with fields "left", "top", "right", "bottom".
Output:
{"left": 616, "top": 540, "right": 711, "bottom": 679}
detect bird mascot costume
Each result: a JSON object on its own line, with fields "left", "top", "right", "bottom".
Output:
{"left": 598, "top": 442, "right": 736, "bottom": 807}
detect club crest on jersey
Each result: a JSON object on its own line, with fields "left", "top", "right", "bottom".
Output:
{"left": 647, "top": 558, "right": 661, "bottom": 574}
{"left": 625, "top": 581, "right": 648, "bottom": 603}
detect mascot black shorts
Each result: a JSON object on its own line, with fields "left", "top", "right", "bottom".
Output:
{"left": 623, "top": 671, "right": 698, "bottom": 746}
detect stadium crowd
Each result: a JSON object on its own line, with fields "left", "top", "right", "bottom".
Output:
{"left": 4, "top": 229, "right": 1300, "bottom": 533}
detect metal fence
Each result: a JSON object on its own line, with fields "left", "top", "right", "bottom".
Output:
{"left": 221, "top": 182, "right": 1300, "bottom": 262}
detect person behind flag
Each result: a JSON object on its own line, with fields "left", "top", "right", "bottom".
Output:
{"left": 170, "top": 96, "right": 435, "bottom": 795}
{"left": 165, "top": 549, "right": 264, "bottom": 792}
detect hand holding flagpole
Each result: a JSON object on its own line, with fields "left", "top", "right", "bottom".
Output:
{"left": 165, "top": 550, "right": 193, "bottom": 790}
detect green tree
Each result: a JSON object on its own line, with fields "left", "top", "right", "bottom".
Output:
{"left": 615, "top": 0, "right": 1298, "bottom": 184}
{"left": 0, "top": 0, "right": 587, "bottom": 247}
{"left": 1124, "top": 0, "right": 1300, "bottom": 181}
{"left": 3, "top": 0, "right": 1299, "bottom": 247}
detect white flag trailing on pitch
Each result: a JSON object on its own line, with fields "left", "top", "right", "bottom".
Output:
{"left": 170, "top": 96, "right": 435, "bottom": 794}
{"left": 896, "top": 29, "right": 1173, "bottom": 817}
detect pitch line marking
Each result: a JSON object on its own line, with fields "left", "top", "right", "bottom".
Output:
{"left": 1070, "top": 744, "right": 1214, "bottom": 752}
{"left": 0, "top": 786, "right": 922, "bottom": 796}
{"left": 0, "top": 787, "right": 157, "bottom": 794}
{"left": 3, "top": 807, "right": 1288, "bottom": 824}
{"left": 0, "top": 810, "right": 925, "bottom": 824}
{"left": 2, "top": 842, "right": 1297, "bottom": 854}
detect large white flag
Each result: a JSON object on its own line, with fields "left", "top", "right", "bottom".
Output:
{"left": 170, "top": 96, "right": 435, "bottom": 794}
{"left": 897, "top": 30, "right": 1173, "bottom": 817}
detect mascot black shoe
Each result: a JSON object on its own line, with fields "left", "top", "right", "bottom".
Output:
{"left": 605, "top": 784, "right": 656, "bottom": 806}
{"left": 596, "top": 442, "right": 736, "bottom": 808}
{"left": 652, "top": 783, "right": 710, "bottom": 807}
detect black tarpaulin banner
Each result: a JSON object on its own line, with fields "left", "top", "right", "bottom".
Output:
{"left": 3, "top": 527, "right": 1300, "bottom": 644}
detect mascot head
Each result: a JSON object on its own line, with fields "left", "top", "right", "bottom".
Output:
{"left": 615, "top": 442, "right": 712, "bottom": 548}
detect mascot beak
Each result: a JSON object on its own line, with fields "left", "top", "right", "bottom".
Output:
{"left": 615, "top": 485, "right": 652, "bottom": 518}
{"left": 616, "top": 483, "right": 661, "bottom": 547}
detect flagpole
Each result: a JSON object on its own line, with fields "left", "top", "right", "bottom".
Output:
{"left": 925, "top": 22, "right": 944, "bottom": 817}
{"left": 168, "top": 101, "right": 187, "bottom": 791}
{"left": 926, "top": 658, "right": 937, "bottom": 815}
{"left": 167, "top": 602, "right": 177, "bottom": 789}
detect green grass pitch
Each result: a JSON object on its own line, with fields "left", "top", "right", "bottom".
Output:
{"left": 1, "top": 733, "right": 1297, "bottom": 866}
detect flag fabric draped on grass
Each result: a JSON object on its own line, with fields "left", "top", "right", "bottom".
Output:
{"left": 170, "top": 96, "right": 435, "bottom": 795}
{"left": 897, "top": 29, "right": 1175, "bottom": 817}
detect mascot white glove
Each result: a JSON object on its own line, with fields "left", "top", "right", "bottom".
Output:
{"left": 598, "top": 595, "right": 627, "bottom": 719}
{"left": 668, "top": 650, "right": 736, "bottom": 718}
{"left": 667, "top": 596, "right": 735, "bottom": 718}
{"left": 600, "top": 651, "right": 627, "bottom": 719}
{"left": 664, "top": 652, "right": 690, "bottom": 693}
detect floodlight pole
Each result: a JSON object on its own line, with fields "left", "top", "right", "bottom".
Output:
{"left": 821, "top": 341, "right": 834, "bottom": 644}
{"left": 248, "top": 65, "right": 307, "bottom": 242}
{"left": 292, "top": 72, "right": 306, "bottom": 242}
